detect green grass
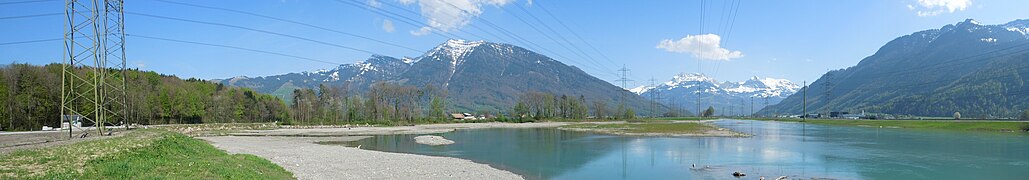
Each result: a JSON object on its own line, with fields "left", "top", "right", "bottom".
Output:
{"left": 652, "top": 117, "right": 720, "bottom": 121}
{"left": 154, "top": 123, "right": 279, "bottom": 136}
{"left": 562, "top": 122, "right": 716, "bottom": 134}
{"left": 755, "top": 118, "right": 1029, "bottom": 133}
{"left": 0, "top": 129, "right": 294, "bottom": 179}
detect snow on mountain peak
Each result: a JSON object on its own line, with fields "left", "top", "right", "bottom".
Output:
{"left": 401, "top": 57, "right": 416, "bottom": 64}
{"left": 630, "top": 85, "right": 654, "bottom": 95}
{"left": 666, "top": 73, "right": 715, "bottom": 86}
{"left": 638, "top": 73, "right": 799, "bottom": 98}
{"left": 426, "top": 39, "right": 486, "bottom": 69}
{"left": 440, "top": 39, "right": 484, "bottom": 60}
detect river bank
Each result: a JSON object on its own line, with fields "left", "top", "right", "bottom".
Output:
{"left": 753, "top": 118, "right": 1029, "bottom": 133}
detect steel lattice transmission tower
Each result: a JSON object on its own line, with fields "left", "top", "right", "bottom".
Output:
{"left": 61, "top": 0, "right": 128, "bottom": 138}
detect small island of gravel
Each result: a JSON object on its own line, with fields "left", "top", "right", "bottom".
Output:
{"left": 558, "top": 120, "right": 751, "bottom": 137}
{"left": 414, "top": 135, "right": 455, "bottom": 146}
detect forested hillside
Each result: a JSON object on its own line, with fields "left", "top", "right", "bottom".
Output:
{"left": 759, "top": 19, "right": 1029, "bottom": 118}
{"left": 0, "top": 63, "right": 289, "bottom": 131}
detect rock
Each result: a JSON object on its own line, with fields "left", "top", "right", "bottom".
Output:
{"left": 414, "top": 135, "right": 455, "bottom": 146}
{"left": 732, "top": 171, "right": 746, "bottom": 177}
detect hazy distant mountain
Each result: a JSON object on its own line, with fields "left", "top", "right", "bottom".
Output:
{"left": 213, "top": 54, "right": 413, "bottom": 100}
{"left": 217, "top": 39, "right": 672, "bottom": 115}
{"left": 631, "top": 73, "right": 799, "bottom": 116}
{"left": 759, "top": 19, "right": 1029, "bottom": 118}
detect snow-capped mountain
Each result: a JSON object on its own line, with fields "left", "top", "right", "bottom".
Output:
{"left": 217, "top": 39, "right": 668, "bottom": 114}
{"left": 212, "top": 54, "right": 414, "bottom": 100}
{"left": 632, "top": 73, "right": 799, "bottom": 115}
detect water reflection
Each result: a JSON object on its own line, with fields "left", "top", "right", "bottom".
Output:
{"left": 349, "top": 120, "right": 1029, "bottom": 179}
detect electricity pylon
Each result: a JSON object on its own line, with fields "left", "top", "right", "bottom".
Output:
{"left": 61, "top": 0, "right": 128, "bottom": 138}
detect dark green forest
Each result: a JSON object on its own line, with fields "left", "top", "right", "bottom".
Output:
{"left": 0, "top": 63, "right": 289, "bottom": 131}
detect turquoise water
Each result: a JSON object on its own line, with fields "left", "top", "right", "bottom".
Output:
{"left": 348, "top": 120, "right": 1029, "bottom": 179}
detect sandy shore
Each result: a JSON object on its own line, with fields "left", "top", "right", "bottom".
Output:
{"left": 201, "top": 136, "right": 523, "bottom": 180}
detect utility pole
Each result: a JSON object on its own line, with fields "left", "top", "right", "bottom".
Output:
{"left": 750, "top": 97, "right": 754, "bottom": 117}
{"left": 696, "top": 92, "right": 702, "bottom": 117}
{"left": 763, "top": 96, "right": 769, "bottom": 117}
{"left": 615, "top": 65, "right": 633, "bottom": 107}
{"left": 62, "top": 0, "right": 128, "bottom": 138}
{"left": 803, "top": 81, "right": 807, "bottom": 120}
{"left": 648, "top": 77, "right": 657, "bottom": 117}
{"left": 823, "top": 70, "right": 835, "bottom": 118}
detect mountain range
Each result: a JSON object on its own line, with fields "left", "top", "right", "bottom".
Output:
{"left": 631, "top": 73, "right": 800, "bottom": 116}
{"left": 215, "top": 39, "right": 672, "bottom": 115}
{"left": 759, "top": 19, "right": 1029, "bottom": 118}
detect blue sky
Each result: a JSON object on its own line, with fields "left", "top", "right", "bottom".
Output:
{"left": 2, "top": 0, "right": 1027, "bottom": 86}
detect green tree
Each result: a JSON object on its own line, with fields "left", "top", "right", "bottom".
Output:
{"left": 702, "top": 106, "right": 715, "bottom": 117}
{"left": 1020, "top": 110, "right": 1029, "bottom": 120}
{"left": 623, "top": 108, "right": 636, "bottom": 119}
{"left": 429, "top": 96, "right": 446, "bottom": 120}
{"left": 513, "top": 101, "right": 529, "bottom": 120}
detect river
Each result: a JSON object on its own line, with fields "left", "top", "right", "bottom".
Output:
{"left": 348, "top": 119, "right": 1029, "bottom": 179}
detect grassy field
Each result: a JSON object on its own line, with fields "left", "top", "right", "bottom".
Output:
{"left": 754, "top": 118, "right": 1029, "bottom": 133}
{"left": 0, "top": 129, "right": 293, "bottom": 179}
{"left": 562, "top": 122, "right": 717, "bottom": 134}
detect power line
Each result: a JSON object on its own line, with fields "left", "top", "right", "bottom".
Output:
{"left": 126, "top": 11, "right": 380, "bottom": 55}
{"left": 430, "top": 0, "right": 620, "bottom": 77}
{"left": 149, "top": 0, "right": 423, "bottom": 53}
{"left": 127, "top": 34, "right": 342, "bottom": 65}
{"left": 0, "top": 0, "right": 58, "bottom": 5}
{"left": 0, "top": 38, "right": 61, "bottom": 46}
{"left": 535, "top": 1, "right": 621, "bottom": 66}
{"left": 333, "top": 0, "right": 475, "bottom": 41}
{"left": 362, "top": 0, "right": 515, "bottom": 44}
{"left": 0, "top": 13, "right": 61, "bottom": 20}
{"left": 338, "top": 0, "right": 619, "bottom": 79}
{"left": 510, "top": 3, "right": 615, "bottom": 73}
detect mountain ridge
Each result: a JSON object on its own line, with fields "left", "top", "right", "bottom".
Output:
{"left": 216, "top": 39, "right": 673, "bottom": 115}
{"left": 759, "top": 19, "right": 1029, "bottom": 118}
{"left": 632, "top": 73, "right": 799, "bottom": 116}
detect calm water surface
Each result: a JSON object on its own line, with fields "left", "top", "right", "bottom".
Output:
{"left": 348, "top": 120, "right": 1029, "bottom": 179}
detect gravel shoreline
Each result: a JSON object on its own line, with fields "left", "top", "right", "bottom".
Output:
{"left": 201, "top": 136, "right": 523, "bottom": 180}
{"left": 200, "top": 122, "right": 586, "bottom": 180}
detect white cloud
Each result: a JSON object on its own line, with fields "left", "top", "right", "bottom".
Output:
{"left": 382, "top": 19, "right": 395, "bottom": 32}
{"left": 909, "top": 0, "right": 971, "bottom": 17}
{"left": 368, "top": 0, "right": 382, "bottom": 8}
{"left": 402, "top": 0, "right": 513, "bottom": 36}
{"left": 656, "top": 34, "right": 743, "bottom": 61}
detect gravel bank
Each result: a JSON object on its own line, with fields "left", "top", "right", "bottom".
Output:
{"left": 228, "top": 122, "right": 580, "bottom": 137}
{"left": 414, "top": 135, "right": 455, "bottom": 146}
{"left": 200, "top": 136, "right": 522, "bottom": 180}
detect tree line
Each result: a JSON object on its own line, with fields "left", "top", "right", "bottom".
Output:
{"left": 512, "top": 91, "right": 636, "bottom": 120}
{"left": 0, "top": 63, "right": 649, "bottom": 131}
{"left": 0, "top": 63, "right": 289, "bottom": 131}
{"left": 286, "top": 82, "right": 642, "bottom": 125}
